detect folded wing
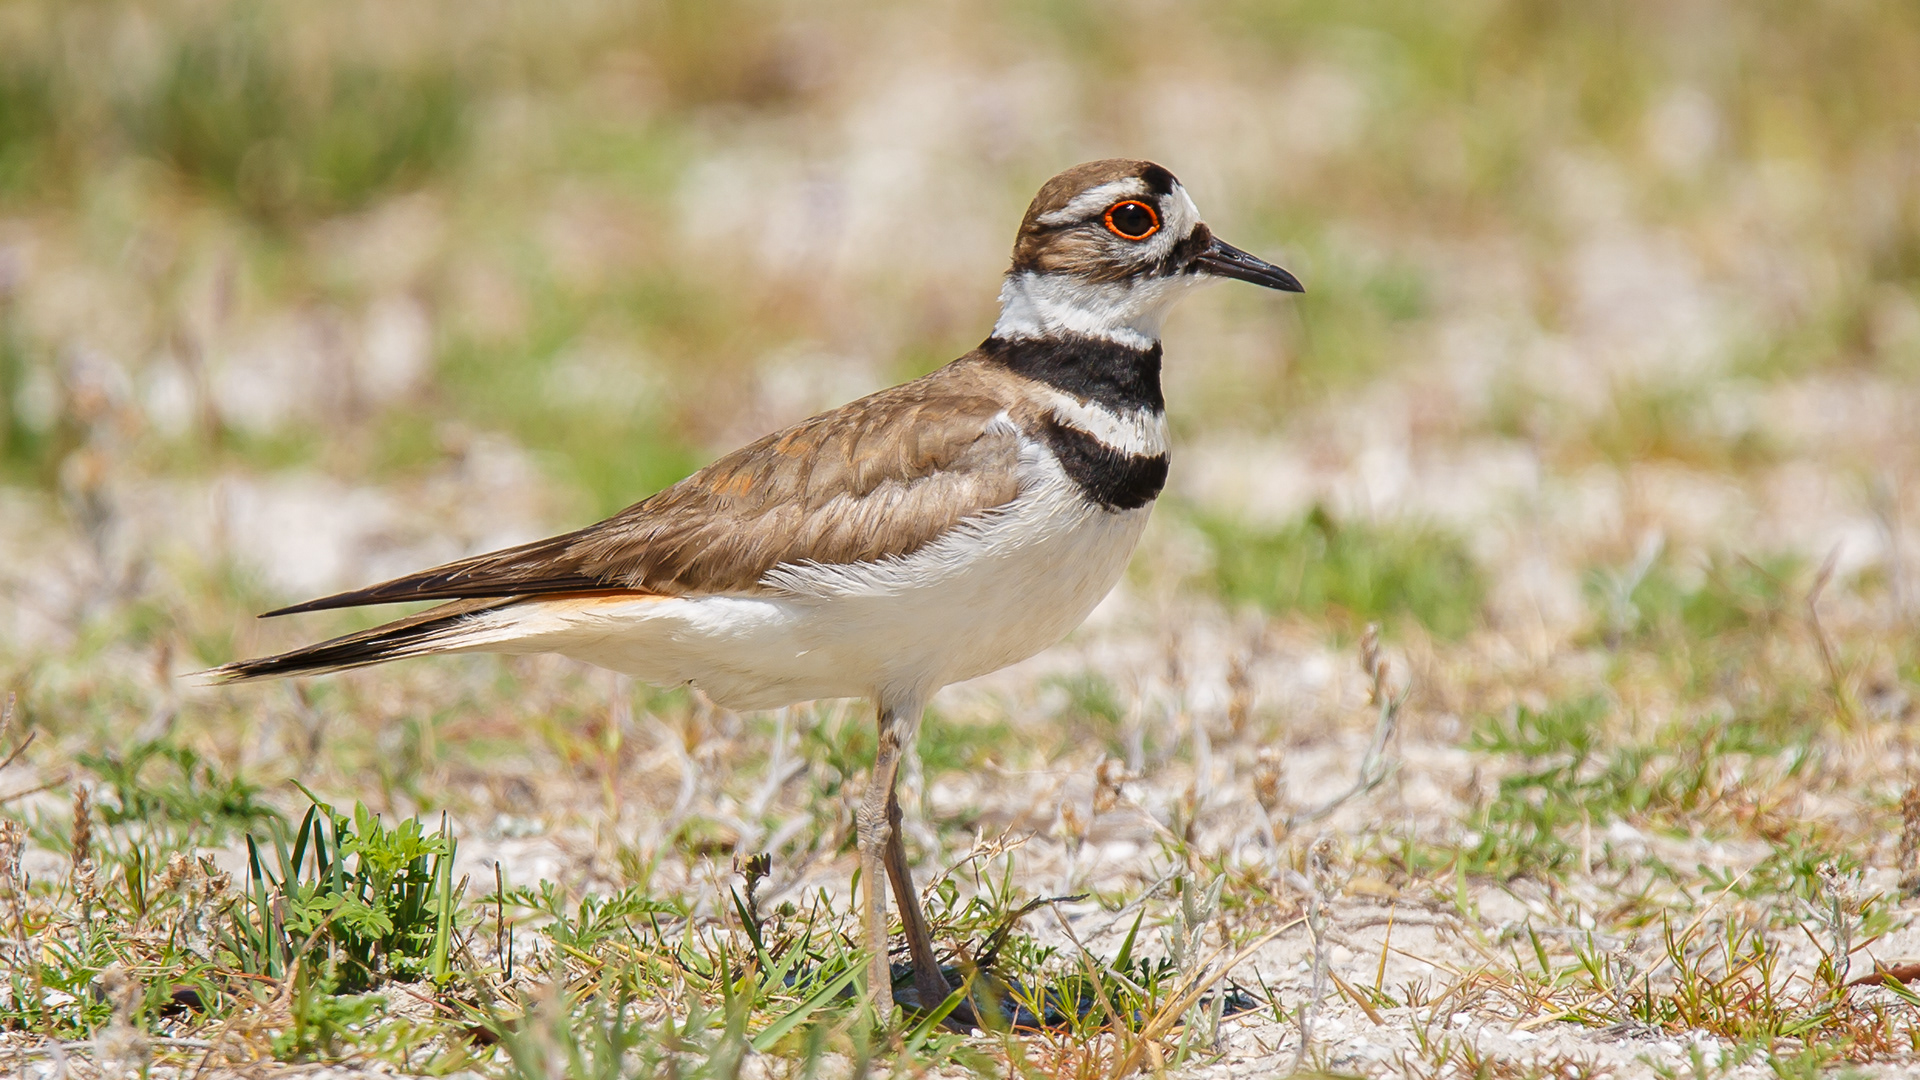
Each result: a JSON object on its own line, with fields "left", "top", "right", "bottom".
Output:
{"left": 264, "top": 369, "right": 1023, "bottom": 615}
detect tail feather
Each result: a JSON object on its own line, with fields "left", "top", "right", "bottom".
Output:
{"left": 201, "top": 598, "right": 517, "bottom": 683}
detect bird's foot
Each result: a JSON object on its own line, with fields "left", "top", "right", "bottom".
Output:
{"left": 890, "top": 962, "right": 980, "bottom": 1033}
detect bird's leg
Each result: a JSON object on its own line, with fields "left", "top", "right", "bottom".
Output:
{"left": 884, "top": 780, "right": 971, "bottom": 1023}
{"left": 856, "top": 701, "right": 912, "bottom": 1025}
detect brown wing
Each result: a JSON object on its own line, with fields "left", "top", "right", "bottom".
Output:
{"left": 263, "top": 361, "right": 1022, "bottom": 615}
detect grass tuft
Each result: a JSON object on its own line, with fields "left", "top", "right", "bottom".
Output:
{"left": 224, "top": 794, "right": 462, "bottom": 994}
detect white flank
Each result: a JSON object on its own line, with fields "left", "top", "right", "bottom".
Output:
{"left": 455, "top": 428, "right": 1153, "bottom": 712}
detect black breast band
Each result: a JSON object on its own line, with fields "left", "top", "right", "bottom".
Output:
{"left": 1035, "top": 418, "right": 1168, "bottom": 512}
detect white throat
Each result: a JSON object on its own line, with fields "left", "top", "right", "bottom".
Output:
{"left": 991, "top": 271, "right": 1203, "bottom": 350}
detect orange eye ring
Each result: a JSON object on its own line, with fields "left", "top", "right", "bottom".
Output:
{"left": 1103, "top": 199, "right": 1160, "bottom": 241}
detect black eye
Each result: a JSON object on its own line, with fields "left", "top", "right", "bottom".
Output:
{"left": 1103, "top": 200, "right": 1160, "bottom": 240}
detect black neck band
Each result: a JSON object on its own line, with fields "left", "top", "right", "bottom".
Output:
{"left": 980, "top": 334, "right": 1164, "bottom": 414}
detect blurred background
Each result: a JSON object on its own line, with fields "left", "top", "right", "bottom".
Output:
{"left": 6, "top": 6, "right": 1920, "bottom": 1066}
{"left": 2, "top": 0, "right": 1919, "bottom": 734}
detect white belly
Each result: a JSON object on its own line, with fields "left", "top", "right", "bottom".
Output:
{"left": 483, "top": 451, "right": 1151, "bottom": 710}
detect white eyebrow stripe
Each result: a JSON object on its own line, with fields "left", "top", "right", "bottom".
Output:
{"left": 1035, "top": 178, "right": 1152, "bottom": 227}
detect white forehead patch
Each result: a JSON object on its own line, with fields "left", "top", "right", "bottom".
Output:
{"left": 1163, "top": 182, "right": 1201, "bottom": 238}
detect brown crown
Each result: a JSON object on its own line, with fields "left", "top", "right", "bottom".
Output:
{"left": 1010, "top": 159, "right": 1180, "bottom": 276}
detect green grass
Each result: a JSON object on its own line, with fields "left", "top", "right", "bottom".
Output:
{"left": 0, "top": 3, "right": 469, "bottom": 221}
{"left": 1591, "top": 550, "right": 1803, "bottom": 646}
{"left": 1041, "top": 670, "right": 1132, "bottom": 759}
{"left": 0, "top": 25, "right": 74, "bottom": 197}
{"left": 436, "top": 343, "right": 706, "bottom": 520}
{"left": 76, "top": 738, "right": 280, "bottom": 843}
{"left": 791, "top": 706, "right": 1019, "bottom": 802}
{"left": 135, "top": 14, "right": 467, "bottom": 223}
{"left": 1199, "top": 506, "right": 1487, "bottom": 639}
{"left": 0, "top": 704, "right": 1295, "bottom": 1074}
{"left": 1422, "top": 696, "right": 1817, "bottom": 882}
{"left": 1585, "top": 549, "right": 1832, "bottom": 717}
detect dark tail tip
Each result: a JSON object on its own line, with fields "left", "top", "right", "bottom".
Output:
{"left": 198, "top": 600, "right": 502, "bottom": 684}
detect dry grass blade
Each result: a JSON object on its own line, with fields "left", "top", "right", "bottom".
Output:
{"left": 1328, "top": 968, "right": 1385, "bottom": 1026}
{"left": 1107, "top": 927, "right": 1285, "bottom": 1080}
{"left": 0, "top": 693, "right": 33, "bottom": 773}
{"left": 1804, "top": 546, "right": 1859, "bottom": 727}
{"left": 1287, "top": 625, "right": 1402, "bottom": 828}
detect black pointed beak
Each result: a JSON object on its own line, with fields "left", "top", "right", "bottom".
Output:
{"left": 1191, "top": 237, "right": 1304, "bottom": 292}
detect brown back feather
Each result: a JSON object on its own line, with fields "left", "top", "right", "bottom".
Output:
{"left": 266, "top": 357, "right": 1025, "bottom": 615}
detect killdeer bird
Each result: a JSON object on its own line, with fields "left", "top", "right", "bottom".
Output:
{"left": 210, "top": 159, "right": 1301, "bottom": 1024}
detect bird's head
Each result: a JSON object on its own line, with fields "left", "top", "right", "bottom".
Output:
{"left": 992, "top": 159, "right": 1302, "bottom": 350}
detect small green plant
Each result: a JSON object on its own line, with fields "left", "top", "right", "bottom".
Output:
{"left": 0, "top": 321, "right": 76, "bottom": 486}
{"left": 1584, "top": 380, "right": 1776, "bottom": 470}
{"left": 795, "top": 703, "right": 876, "bottom": 794}
{"left": 435, "top": 296, "right": 712, "bottom": 518}
{"left": 483, "top": 980, "right": 838, "bottom": 1080}
{"left": 495, "top": 880, "right": 680, "bottom": 953}
{"left": 487, "top": 987, "right": 658, "bottom": 1080}
{"left": 1569, "top": 902, "right": 1919, "bottom": 1057}
{"left": 1199, "top": 506, "right": 1486, "bottom": 639}
{"left": 273, "top": 982, "right": 388, "bottom": 1061}
{"left": 221, "top": 794, "right": 462, "bottom": 995}
{"left": 0, "top": 52, "right": 62, "bottom": 193}
{"left": 918, "top": 714, "right": 1017, "bottom": 775}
